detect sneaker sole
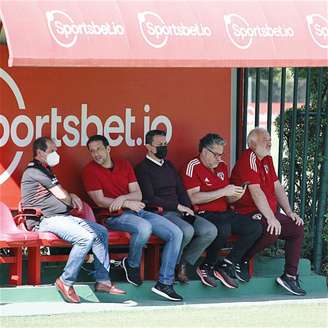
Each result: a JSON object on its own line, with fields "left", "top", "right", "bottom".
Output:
{"left": 196, "top": 268, "right": 217, "bottom": 288}
{"left": 276, "top": 277, "right": 305, "bottom": 296}
{"left": 122, "top": 257, "right": 140, "bottom": 287}
{"left": 213, "top": 271, "right": 238, "bottom": 288}
{"left": 151, "top": 287, "right": 183, "bottom": 301}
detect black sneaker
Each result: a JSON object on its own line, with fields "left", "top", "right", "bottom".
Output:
{"left": 276, "top": 274, "right": 306, "bottom": 296}
{"left": 151, "top": 282, "right": 183, "bottom": 301}
{"left": 196, "top": 264, "right": 217, "bottom": 288}
{"left": 213, "top": 261, "right": 239, "bottom": 288}
{"left": 122, "top": 257, "right": 142, "bottom": 286}
{"left": 235, "top": 261, "right": 250, "bottom": 282}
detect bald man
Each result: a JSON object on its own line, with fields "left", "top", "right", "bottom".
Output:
{"left": 230, "top": 128, "right": 306, "bottom": 296}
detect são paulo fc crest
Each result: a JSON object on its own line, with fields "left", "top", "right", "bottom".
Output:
{"left": 217, "top": 172, "right": 225, "bottom": 181}
{"left": 252, "top": 213, "right": 262, "bottom": 220}
{"left": 264, "top": 164, "right": 269, "bottom": 174}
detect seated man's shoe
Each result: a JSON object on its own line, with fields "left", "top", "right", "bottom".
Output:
{"left": 175, "top": 263, "right": 189, "bottom": 284}
{"left": 235, "top": 260, "right": 250, "bottom": 282}
{"left": 55, "top": 278, "right": 80, "bottom": 303}
{"left": 95, "top": 282, "right": 126, "bottom": 295}
{"left": 276, "top": 274, "right": 306, "bottom": 296}
{"left": 151, "top": 281, "right": 183, "bottom": 301}
{"left": 122, "top": 257, "right": 142, "bottom": 286}
{"left": 213, "top": 261, "right": 239, "bottom": 289}
{"left": 196, "top": 264, "right": 217, "bottom": 288}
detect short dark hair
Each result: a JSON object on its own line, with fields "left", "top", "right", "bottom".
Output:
{"left": 33, "top": 137, "right": 53, "bottom": 157}
{"left": 199, "top": 133, "right": 225, "bottom": 153}
{"left": 145, "top": 130, "right": 166, "bottom": 145}
{"left": 87, "top": 135, "right": 109, "bottom": 149}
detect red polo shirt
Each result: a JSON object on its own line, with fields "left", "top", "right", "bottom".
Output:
{"left": 82, "top": 159, "right": 137, "bottom": 199}
{"left": 181, "top": 157, "right": 229, "bottom": 212}
{"left": 230, "top": 149, "right": 278, "bottom": 215}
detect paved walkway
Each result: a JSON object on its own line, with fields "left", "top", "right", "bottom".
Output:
{"left": 1, "top": 298, "right": 327, "bottom": 317}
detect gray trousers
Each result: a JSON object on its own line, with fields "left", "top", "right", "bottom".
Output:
{"left": 163, "top": 211, "right": 218, "bottom": 265}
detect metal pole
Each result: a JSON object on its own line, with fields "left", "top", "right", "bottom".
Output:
{"left": 288, "top": 68, "right": 299, "bottom": 209}
{"left": 242, "top": 68, "right": 249, "bottom": 150}
{"left": 300, "top": 68, "right": 311, "bottom": 218}
{"left": 267, "top": 68, "right": 273, "bottom": 134}
{"left": 236, "top": 68, "right": 244, "bottom": 159}
{"left": 311, "top": 68, "right": 324, "bottom": 234}
{"left": 255, "top": 69, "right": 260, "bottom": 127}
{"left": 278, "top": 68, "right": 286, "bottom": 181}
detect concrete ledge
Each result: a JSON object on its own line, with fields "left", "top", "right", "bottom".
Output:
{"left": 1, "top": 275, "right": 327, "bottom": 305}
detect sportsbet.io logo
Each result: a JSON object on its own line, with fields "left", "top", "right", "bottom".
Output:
{"left": 137, "top": 11, "right": 211, "bottom": 49}
{"left": 46, "top": 9, "right": 125, "bottom": 48}
{"left": 306, "top": 14, "right": 328, "bottom": 49}
{"left": 0, "top": 69, "right": 173, "bottom": 185}
{"left": 224, "top": 13, "right": 294, "bottom": 50}
{"left": 0, "top": 68, "right": 25, "bottom": 184}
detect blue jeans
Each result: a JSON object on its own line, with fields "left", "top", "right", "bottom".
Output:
{"left": 39, "top": 215, "right": 110, "bottom": 286}
{"left": 106, "top": 210, "right": 183, "bottom": 285}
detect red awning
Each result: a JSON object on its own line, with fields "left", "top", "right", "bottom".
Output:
{"left": 0, "top": 0, "right": 327, "bottom": 67}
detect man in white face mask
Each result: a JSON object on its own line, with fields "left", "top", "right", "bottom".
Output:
{"left": 21, "top": 137, "right": 125, "bottom": 303}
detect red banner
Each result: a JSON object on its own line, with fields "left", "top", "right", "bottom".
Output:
{"left": 0, "top": 0, "right": 327, "bottom": 67}
{"left": 0, "top": 46, "right": 232, "bottom": 207}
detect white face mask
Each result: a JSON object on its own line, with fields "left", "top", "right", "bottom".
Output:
{"left": 46, "top": 151, "right": 60, "bottom": 167}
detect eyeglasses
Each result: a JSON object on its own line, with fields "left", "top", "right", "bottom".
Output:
{"left": 151, "top": 142, "right": 168, "bottom": 147}
{"left": 206, "top": 147, "right": 223, "bottom": 159}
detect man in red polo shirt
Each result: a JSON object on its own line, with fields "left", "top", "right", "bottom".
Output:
{"left": 230, "top": 127, "right": 306, "bottom": 296}
{"left": 181, "top": 133, "right": 263, "bottom": 289}
{"left": 82, "top": 135, "right": 183, "bottom": 302}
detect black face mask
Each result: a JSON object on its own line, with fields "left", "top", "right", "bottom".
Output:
{"left": 155, "top": 145, "right": 168, "bottom": 159}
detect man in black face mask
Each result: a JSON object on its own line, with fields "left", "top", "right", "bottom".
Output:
{"left": 135, "top": 130, "right": 217, "bottom": 284}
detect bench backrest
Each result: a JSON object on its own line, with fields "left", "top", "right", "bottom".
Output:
{"left": 0, "top": 201, "right": 22, "bottom": 233}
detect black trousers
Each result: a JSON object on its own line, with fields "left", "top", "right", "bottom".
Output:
{"left": 201, "top": 210, "right": 263, "bottom": 265}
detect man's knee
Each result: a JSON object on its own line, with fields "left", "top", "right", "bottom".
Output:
{"left": 198, "top": 222, "right": 218, "bottom": 242}
{"left": 252, "top": 221, "right": 264, "bottom": 238}
{"left": 261, "top": 231, "right": 279, "bottom": 245}
{"left": 298, "top": 224, "right": 304, "bottom": 237}
{"left": 291, "top": 223, "right": 304, "bottom": 239}
{"left": 218, "top": 224, "right": 231, "bottom": 241}
{"left": 135, "top": 220, "right": 152, "bottom": 242}
{"left": 168, "top": 224, "right": 183, "bottom": 245}
{"left": 182, "top": 224, "right": 195, "bottom": 244}
{"left": 78, "top": 232, "right": 96, "bottom": 247}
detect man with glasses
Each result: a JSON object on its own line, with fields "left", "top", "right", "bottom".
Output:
{"left": 181, "top": 133, "right": 263, "bottom": 288}
{"left": 230, "top": 128, "right": 306, "bottom": 296}
{"left": 135, "top": 130, "right": 217, "bottom": 284}
{"left": 82, "top": 135, "right": 183, "bottom": 301}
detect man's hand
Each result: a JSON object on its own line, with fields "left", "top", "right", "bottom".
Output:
{"left": 223, "top": 184, "right": 245, "bottom": 197}
{"left": 177, "top": 204, "right": 194, "bottom": 216}
{"left": 109, "top": 196, "right": 126, "bottom": 212}
{"left": 288, "top": 212, "right": 304, "bottom": 226}
{"left": 266, "top": 217, "right": 281, "bottom": 235}
{"left": 123, "top": 200, "right": 145, "bottom": 212}
{"left": 70, "top": 193, "right": 83, "bottom": 211}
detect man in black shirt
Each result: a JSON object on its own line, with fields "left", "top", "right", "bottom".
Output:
{"left": 21, "top": 137, "right": 125, "bottom": 303}
{"left": 135, "top": 130, "right": 217, "bottom": 283}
